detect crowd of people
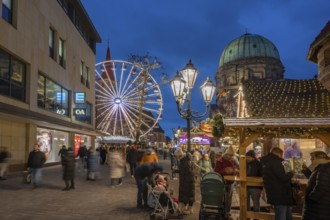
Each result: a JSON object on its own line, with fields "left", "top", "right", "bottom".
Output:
{"left": 1, "top": 141, "right": 330, "bottom": 219}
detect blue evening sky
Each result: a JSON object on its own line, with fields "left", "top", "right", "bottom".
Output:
{"left": 81, "top": 0, "right": 329, "bottom": 138}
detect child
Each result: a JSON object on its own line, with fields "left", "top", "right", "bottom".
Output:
{"left": 154, "top": 175, "right": 179, "bottom": 209}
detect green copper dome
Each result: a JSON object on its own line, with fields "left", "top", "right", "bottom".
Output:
{"left": 219, "top": 33, "right": 281, "bottom": 67}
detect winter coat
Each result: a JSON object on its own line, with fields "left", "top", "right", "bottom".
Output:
{"left": 27, "top": 150, "right": 46, "bottom": 168}
{"left": 140, "top": 149, "right": 158, "bottom": 164}
{"left": 214, "top": 156, "right": 236, "bottom": 184}
{"left": 108, "top": 151, "right": 125, "bottom": 179}
{"left": 126, "top": 147, "right": 137, "bottom": 164}
{"left": 87, "top": 151, "right": 99, "bottom": 172}
{"left": 134, "top": 162, "right": 163, "bottom": 181}
{"left": 177, "top": 153, "right": 195, "bottom": 205}
{"left": 246, "top": 159, "right": 263, "bottom": 189}
{"left": 198, "top": 159, "right": 213, "bottom": 177}
{"left": 260, "top": 153, "right": 295, "bottom": 206}
{"left": 303, "top": 162, "right": 330, "bottom": 220}
{"left": 62, "top": 151, "right": 75, "bottom": 180}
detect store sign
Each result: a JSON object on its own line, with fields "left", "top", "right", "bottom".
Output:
{"left": 56, "top": 108, "right": 66, "bottom": 115}
{"left": 75, "top": 92, "right": 85, "bottom": 103}
{"left": 74, "top": 108, "right": 87, "bottom": 116}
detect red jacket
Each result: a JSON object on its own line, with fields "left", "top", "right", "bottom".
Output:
{"left": 214, "top": 157, "right": 235, "bottom": 177}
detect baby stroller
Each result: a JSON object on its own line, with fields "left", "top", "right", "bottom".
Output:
{"left": 148, "top": 173, "right": 183, "bottom": 220}
{"left": 199, "top": 172, "right": 226, "bottom": 220}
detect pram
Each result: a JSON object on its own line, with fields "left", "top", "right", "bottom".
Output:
{"left": 148, "top": 173, "right": 183, "bottom": 220}
{"left": 199, "top": 172, "right": 226, "bottom": 220}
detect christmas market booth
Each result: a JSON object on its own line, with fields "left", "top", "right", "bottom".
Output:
{"left": 178, "top": 126, "right": 213, "bottom": 152}
{"left": 221, "top": 79, "right": 330, "bottom": 220}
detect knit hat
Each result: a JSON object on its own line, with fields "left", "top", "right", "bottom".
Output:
{"left": 225, "top": 146, "right": 235, "bottom": 156}
{"left": 174, "top": 147, "right": 184, "bottom": 157}
{"left": 246, "top": 150, "right": 256, "bottom": 158}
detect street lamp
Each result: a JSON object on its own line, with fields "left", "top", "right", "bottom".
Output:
{"left": 170, "top": 59, "right": 216, "bottom": 152}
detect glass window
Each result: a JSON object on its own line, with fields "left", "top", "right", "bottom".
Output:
{"left": 2, "top": 0, "right": 13, "bottom": 23}
{"left": 85, "top": 66, "right": 90, "bottom": 88}
{"left": 75, "top": 102, "right": 92, "bottom": 124}
{"left": 59, "top": 38, "right": 65, "bottom": 67}
{"left": 37, "top": 74, "right": 45, "bottom": 108}
{"left": 80, "top": 61, "right": 84, "bottom": 84}
{"left": 49, "top": 28, "right": 54, "bottom": 58}
{"left": 38, "top": 73, "right": 69, "bottom": 116}
{"left": 0, "top": 49, "right": 26, "bottom": 101}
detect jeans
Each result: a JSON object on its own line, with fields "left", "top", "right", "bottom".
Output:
{"left": 247, "top": 187, "right": 261, "bottom": 211}
{"left": 274, "top": 205, "right": 292, "bottom": 220}
{"left": 30, "top": 168, "right": 42, "bottom": 188}
{"left": 224, "top": 183, "right": 234, "bottom": 214}
{"left": 135, "top": 177, "right": 148, "bottom": 207}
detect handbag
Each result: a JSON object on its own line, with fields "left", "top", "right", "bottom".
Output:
{"left": 23, "top": 170, "right": 31, "bottom": 184}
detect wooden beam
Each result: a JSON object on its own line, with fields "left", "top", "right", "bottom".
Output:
{"left": 313, "top": 133, "right": 330, "bottom": 146}
{"left": 246, "top": 211, "right": 302, "bottom": 220}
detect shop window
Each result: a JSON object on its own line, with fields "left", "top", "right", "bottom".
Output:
{"left": 0, "top": 49, "right": 26, "bottom": 101}
{"left": 58, "top": 38, "right": 66, "bottom": 68}
{"left": 2, "top": 0, "right": 13, "bottom": 24}
{"left": 37, "top": 73, "right": 69, "bottom": 116}
{"left": 49, "top": 27, "right": 55, "bottom": 59}
{"left": 74, "top": 102, "right": 92, "bottom": 124}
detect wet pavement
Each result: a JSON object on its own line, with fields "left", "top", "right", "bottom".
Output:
{"left": 0, "top": 158, "right": 239, "bottom": 220}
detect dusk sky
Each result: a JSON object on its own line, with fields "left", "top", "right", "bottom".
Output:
{"left": 81, "top": 0, "right": 329, "bottom": 138}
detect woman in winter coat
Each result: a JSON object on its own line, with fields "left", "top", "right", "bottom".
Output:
{"left": 198, "top": 154, "right": 213, "bottom": 178}
{"left": 87, "top": 147, "right": 99, "bottom": 180}
{"left": 174, "top": 148, "right": 196, "bottom": 215}
{"left": 303, "top": 152, "right": 330, "bottom": 220}
{"left": 62, "top": 147, "right": 76, "bottom": 191}
{"left": 108, "top": 148, "right": 125, "bottom": 187}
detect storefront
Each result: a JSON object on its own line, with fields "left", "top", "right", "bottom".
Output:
{"left": 74, "top": 134, "right": 92, "bottom": 157}
{"left": 37, "top": 127, "right": 69, "bottom": 163}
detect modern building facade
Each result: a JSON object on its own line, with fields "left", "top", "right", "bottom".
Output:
{"left": 215, "top": 33, "right": 284, "bottom": 117}
{"left": 0, "top": 0, "right": 101, "bottom": 170}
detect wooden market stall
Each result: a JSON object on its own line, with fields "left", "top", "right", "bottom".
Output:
{"left": 221, "top": 79, "right": 330, "bottom": 220}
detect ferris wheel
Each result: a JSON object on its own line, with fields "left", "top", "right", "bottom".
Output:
{"left": 95, "top": 60, "right": 163, "bottom": 139}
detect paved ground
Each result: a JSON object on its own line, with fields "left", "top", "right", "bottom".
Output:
{"left": 0, "top": 158, "right": 239, "bottom": 220}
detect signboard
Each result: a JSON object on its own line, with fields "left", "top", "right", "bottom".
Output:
{"left": 179, "top": 134, "right": 211, "bottom": 145}
{"left": 73, "top": 108, "right": 87, "bottom": 116}
{"left": 56, "top": 92, "right": 66, "bottom": 104}
{"left": 56, "top": 108, "right": 66, "bottom": 115}
{"left": 75, "top": 92, "right": 85, "bottom": 104}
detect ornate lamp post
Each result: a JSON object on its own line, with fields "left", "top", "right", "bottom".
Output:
{"left": 170, "top": 59, "right": 216, "bottom": 152}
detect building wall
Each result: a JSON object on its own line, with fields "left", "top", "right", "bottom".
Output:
{"left": 0, "top": 0, "right": 99, "bottom": 170}
{"left": 316, "top": 40, "right": 330, "bottom": 91}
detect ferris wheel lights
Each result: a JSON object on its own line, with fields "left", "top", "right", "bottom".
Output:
{"left": 114, "top": 97, "right": 122, "bottom": 104}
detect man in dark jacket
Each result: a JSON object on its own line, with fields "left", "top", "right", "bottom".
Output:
{"left": 260, "top": 147, "right": 294, "bottom": 220}
{"left": 27, "top": 143, "right": 46, "bottom": 189}
{"left": 246, "top": 150, "right": 263, "bottom": 212}
{"left": 134, "top": 162, "right": 163, "bottom": 209}
{"left": 58, "top": 145, "right": 67, "bottom": 167}
{"left": 303, "top": 154, "right": 330, "bottom": 220}
{"left": 126, "top": 145, "right": 137, "bottom": 177}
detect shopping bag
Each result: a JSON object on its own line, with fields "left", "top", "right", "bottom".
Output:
{"left": 23, "top": 170, "right": 31, "bottom": 184}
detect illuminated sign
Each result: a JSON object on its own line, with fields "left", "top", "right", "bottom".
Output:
{"left": 73, "top": 108, "right": 86, "bottom": 116}
{"left": 56, "top": 92, "right": 66, "bottom": 103}
{"left": 75, "top": 92, "right": 85, "bottom": 103}
{"left": 56, "top": 108, "right": 66, "bottom": 115}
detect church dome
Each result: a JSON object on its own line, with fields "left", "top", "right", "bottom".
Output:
{"left": 219, "top": 33, "right": 281, "bottom": 67}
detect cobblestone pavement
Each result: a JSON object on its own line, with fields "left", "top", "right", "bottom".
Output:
{"left": 0, "top": 158, "right": 239, "bottom": 220}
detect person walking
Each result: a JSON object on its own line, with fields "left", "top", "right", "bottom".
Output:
{"left": 27, "top": 143, "right": 46, "bottom": 189}
{"left": 86, "top": 147, "right": 99, "bottom": 180}
{"left": 302, "top": 151, "right": 330, "bottom": 220}
{"left": 174, "top": 148, "right": 196, "bottom": 215}
{"left": 140, "top": 146, "right": 158, "bottom": 165}
{"left": 108, "top": 147, "right": 125, "bottom": 187}
{"left": 58, "top": 145, "right": 68, "bottom": 167}
{"left": 134, "top": 162, "right": 163, "bottom": 209}
{"left": 62, "top": 147, "right": 76, "bottom": 191}
{"left": 0, "top": 146, "right": 10, "bottom": 180}
{"left": 214, "top": 146, "right": 237, "bottom": 219}
{"left": 260, "top": 147, "right": 295, "bottom": 220}
{"left": 77, "top": 145, "right": 88, "bottom": 171}
{"left": 245, "top": 150, "right": 263, "bottom": 212}
{"left": 126, "top": 145, "right": 137, "bottom": 177}
{"left": 99, "top": 143, "right": 107, "bottom": 165}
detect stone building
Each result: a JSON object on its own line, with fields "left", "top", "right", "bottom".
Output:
{"left": 0, "top": 0, "right": 101, "bottom": 170}
{"left": 215, "top": 33, "right": 284, "bottom": 117}
{"left": 307, "top": 20, "right": 330, "bottom": 91}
